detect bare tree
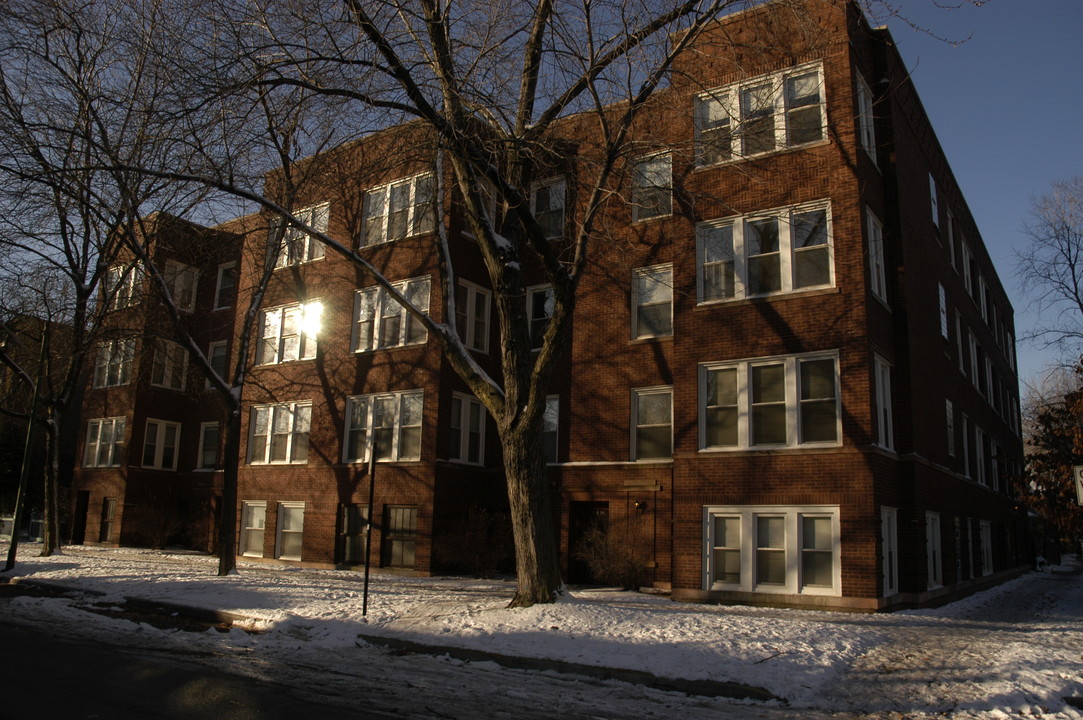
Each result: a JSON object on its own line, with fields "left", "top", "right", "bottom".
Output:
{"left": 1017, "top": 177, "right": 1083, "bottom": 356}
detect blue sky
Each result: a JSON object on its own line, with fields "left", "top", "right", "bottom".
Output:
{"left": 879, "top": 0, "right": 1083, "bottom": 390}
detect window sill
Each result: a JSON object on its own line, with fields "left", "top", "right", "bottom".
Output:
{"left": 696, "top": 443, "right": 843, "bottom": 455}
{"left": 690, "top": 138, "right": 831, "bottom": 172}
{"left": 341, "top": 459, "right": 423, "bottom": 466}
{"left": 630, "top": 212, "right": 673, "bottom": 226}
{"left": 354, "top": 342, "right": 428, "bottom": 355}
{"left": 255, "top": 358, "right": 317, "bottom": 368}
{"left": 695, "top": 285, "right": 839, "bottom": 309}
{"left": 629, "top": 334, "right": 673, "bottom": 345}
{"left": 274, "top": 256, "right": 326, "bottom": 271}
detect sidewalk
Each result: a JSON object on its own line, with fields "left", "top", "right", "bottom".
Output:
{"left": 4, "top": 544, "right": 1083, "bottom": 718}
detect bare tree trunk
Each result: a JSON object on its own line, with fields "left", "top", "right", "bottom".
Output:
{"left": 39, "top": 416, "right": 61, "bottom": 556}
{"left": 502, "top": 420, "right": 562, "bottom": 607}
{"left": 217, "top": 401, "right": 243, "bottom": 576}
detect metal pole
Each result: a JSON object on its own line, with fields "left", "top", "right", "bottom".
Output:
{"left": 4, "top": 330, "right": 47, "bottom": 572}
{"left": 362, "top": 450, "right": 377, "bottom": 617}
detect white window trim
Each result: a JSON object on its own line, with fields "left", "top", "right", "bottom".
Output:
{"left": 974, "top": 426, "right": 986, "bottom": 486}
{"left": 151, "top": 339, "right": 188, "bottom": 391}
{"left": 856, "top": 75, "right": 877, "bottom": 165}
{"left": 361, "top": 174, "right": 434, "bottom": 247}
{"left": 527, "top": 284, "right": 555, "bottom": 351}
{"left": 354, "top": 277, "right": 431, "bottom": 353}
{"left": 93, "top": 338, "right": 135, "bottom": 389}
{"left": 867, "top": 208, "right": 887, "bottom": 304}
{"left": 696, "top": 201, "right": 834, "bottom": 304}
{"left": 455, "top": 280, "right": 491, "bottom": 353}
{"left": 874, "top": 355, "right": 894, "bottom": 452}
{"left": 83, "top": 417, "right": 126, "bottom": 468}
{"left": 247, "top": 401, "right": 312, "bottom": 465}
{"left": 543, "top": 394, "right": 559, "bottom": 465}
{"left": 258, "top": 301, "right": 322, "bottom": 365}
{"left": 239, "top": 501, "right": 267, "bottom": 558}
{"left": 530, "top": 177, "right": 566, "bottom": 239}
{"left": 197, "top": 421, "right": 220, "bottom": 471}
{"left": 929, "top": 174, "right": 939, "bottom": 229}
{"left": 275, "top": 501, "right": 305, "bottom": 561}
{"left": 165, "top": 260, "right": 199, "bottom": 312}
{"left": 632, "top": 264, "right": 673, "bottom": 339}
{"left": 703, "top": 505, "right": 841, "bottom": 596}
{"left": 205, "top": 340, "right": 228, "bottom": 389}
{"left": 632, "top": 386, "right": 673, "bottom": 461}
{"left": 105, "top": 263, "right": 141, "bottom": 310}
{"left": 938, "top": 283, "right": 949, "bottom": 339}
{"left": 969, "top": 333, "right": 979, "bottom": 388}
{"left": 142, "top": 418, "right": 180, "bottom": 471}
{"left": 699, "top": 351, "right": 841, "bottom": 451}
{"left": 343, "top": 390, "right": 424, "bottom": 464}
{"left": 694, "top": 61, "right": 827, "bottom": 167}
{"left": 946, "top": 399, "right": 955, "bottom": 458}
{"left": 926, "top": 511, "right": 943, "bottom": 589}
{"left": 274, "top": 202, "right": 329, "bottom": 268}
{"left": 214, "top": 262, "right": 236, "bottom": 310}
{"left": 449, "top": 392, "right": 486, "bottom": 465}
{"left": 631, "top": 153, "right": 672, "bottom": 222}
{"left": 962, "top": 413, "right": 971, "bottom": 478}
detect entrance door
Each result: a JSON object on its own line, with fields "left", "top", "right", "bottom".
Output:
{"left": 568, "top": 501, "right": 608, "bottom": 584}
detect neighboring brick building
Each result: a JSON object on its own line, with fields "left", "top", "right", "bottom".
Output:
{"left": 72, "top": 0, "right": 1029, "bottom": 610}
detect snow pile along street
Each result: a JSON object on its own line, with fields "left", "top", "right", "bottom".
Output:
{"left": 3, "top": 545, "right": 1083, "bottom": 718}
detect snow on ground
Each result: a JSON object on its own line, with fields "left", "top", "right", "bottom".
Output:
{"left": 4, "top": 544, "right": 1083, "bottom": 718}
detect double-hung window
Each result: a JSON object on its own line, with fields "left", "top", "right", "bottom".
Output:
{"left": 632, "top": 387, "right": 672, "bottom": 460}
{"left": 926, "top": 512, "right": 943, "bottom": 588}
{"left": 198, "top": 422, "right": 220, "bottom": 470}
{"left": 276, "top": 502, "right": 305, "bottom": 561}
{"left": 274, "top": 203, "right": 328, "bottom": 267}
{"left": 248, "top": 402, "right": 312, "bottom": 464}
{"left": 449, "top": 393, "right": 485, "bottom": 464}
{"left": 361, "top": 174, "right": 435, "bottom": 246}
{"left": 165, "top": 261, "right": 198, "bottom": 311}
{"left": 240, "top": 501, "right": 266, "bottom": 557}
{"left": 856, "top": 76, "right": 876, "bottom": 162}
{"left": 344, "top": 390, "right": 423, "bottom": 463}
{"left": 206, "top": 340, "right": 228, "bottom": 389}
{"left": 258, "top": 301, "right": 322, "bottom": 364}
{"left": 355, "top": 277, "right": 430, "bottom": 352}
{"left": 705, "top": 505, "right": 840, "bottom": 594}
{"left": 631, "top": 154, "right": 671, "bottom": 221}
{"left": 867, "top": 209, "right": 887, "bottom": 302}
{"left": 527, "top": 285, "right": 555, "bottom": 350}
{"left": 939, "top": 284, "right": 949, "bottom": 338}
{"left": 142, "top": 419, "right": 180, "bottom": 470}
{"left": 694, "top": 62, "right": 824, "bottom": 165}
{"left": 84, "top": 417, "right": 125, "bottom": 468}
{"left": 874, "top": 355, "right": 894, "bottom": 451}
{"left": 93, "top": 339, "right": 135, "bottom": 388}
{"left": 633, "top": 265, "right": 672, "bottom": 338}
{"left": 531, "top": 177, "right": 566, "bottom": 239}
{"left": 697, "top": 202, "right": 831, "bottom": 302}
{"left": 104, "top": 264, "right": 141, "bottom": 310}
{"left": 214, "top": 262, "right": 236, "bottom": 309}
{"left": 701, "top": 353, "right": 839, "bottom": 450}
{"left": 455, "top": 280, "right": 490, "bottom": 352}
{"left": 151, "top": 339, "right": 188, "bottom": 390}
{"left": 543, "top": 395, "right": 559, "bottom": 464}
{"left": 930, "top": 174, "right": 939, "bottom": 229}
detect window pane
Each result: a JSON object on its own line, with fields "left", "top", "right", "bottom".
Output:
{"left": 364, "top": 189, "right": 386, "bottom": 246}
{"left": 800, "top": 359, "right": 835, "bottom": 400}
{"left": 752, "top": 364, "right": 785, "bottom": 403}
{"left": 794, "top": 247, "right": 830, "bottom": 288}
{"left": 637, "top": 304, "right": 672, "bottom": 337}
{"left": 637, "top": 392, "right": 671, "bottom": 425}
{"left": 701, "top": 224, "right": 735, "bottom": 300}
{"left": 741, "top": 84, "right": 775, "bottom": 155}
{"left": 801, "top": 401, "right": 837, "bottom": 442}
{"left": 636, "top": 426, "right": 671, "bottom": 459}
{"left": 747, "top": 219, "right": 781, "bottom": 294}
{"left": 413, "top": 175, "right": 436, "bottom": 234}
{"left": 713, "top": 548, "right": 741, "bottom": 583}
{"left": 786, "top": 73, "right": 822, "bottom": 145}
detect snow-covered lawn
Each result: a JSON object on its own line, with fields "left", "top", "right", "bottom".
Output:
{"left": 4, "top": 544, "right": 1083, "bottom": 718}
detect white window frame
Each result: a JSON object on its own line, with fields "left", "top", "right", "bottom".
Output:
{"left": 978, "top": 275, "right": 988, "bottom": 322}
{"left": 699, "top": 352, "right": 840, "bottom": 451}
{"left": 694, "top": 61, "right": 826, "bottom": 166}
{"left": 703, "top": 505, "right": 841, "bottom": 596}
{"left": 343, "top": 390, "right": 424, "bottom": 463}
{"left": 632, "top": 264, "right": 673, "bottom": 339}
{"left": 874, "top": 355, "right": 894, "bottom": 451}
{"left": 632, "top": 386, "right": 673, "bottom": 461}
{"left": 926, "top": 511, "right": 943, "bottom": 589}
{"left": 275, "top": 501, "right": 305, "bottom": 561}
{"left": 104, "top": 263, "right": 141, "bottom": 310}
{"left": 543, "top": 395, "right": 559, "bottom": 464}
{"left": 150, "top": 339, "right": 188, "bottom": 391}
{"left": 93, "top": 338, "right": 135, "bottom": 388}
{"left": 969, "top": 333, "right": 980, "bottom": 387}
{"left": 856, "top": 75, "right": 877, "bottom": 164}
{"left": 962, "top": 413, "right": 971, "bottom": 478}
{"left": 938, "top": 283, "right": 949, "bottom": 339}
{"left": 258, "top": 301, "right": 322, "bottom": 365}
{"left": 974, "top": 425, "right": 986, "bottom": 486}
{"left": 946, "top": 399, "right": 955, "bottom": 457}
{"left": 929, "top": 174, "right": 939, "bottom": 229}
{"left": 142, "top": 418, "right": 180, "bottom": 471}
{"left": 947, "top": 209, "right": 956, "bottom": 266}
{"left": 527, "top": 285, "right": 555, "bottom": 351}
{"left": 206, "top": 340, "right": 228, "bottom": 389}
{"left": 696, "top": 201, "right": 833, "bottom": 303}
{"left": 449, "top": 392, "right": 485, "bottom": 465}
{"left": 247, "top": 401, "right": 312, "bottom": 465}
{"left": 354, "top": 277, "right": 431, "bottom": 353}
{"left": 197, "top": 421, "right": 220, "bottom": 471}
{"left": 361, "top": 174, "right": 435, "bottom": 247}
{"left": 83, "top": 417, "right": 126, "bottom": 468}
{"left": 274, "top": 202, "right": 329, "bottom": 267}
{"left": 530, "top": 177, "right": 566, "bottom": 239}
{"left": 164, "top": 260, "right": 198, "bottom": 312}
{"left": 867, "top": 208, "right": 887, "bottom": 303}
{"left": 239, "top": 501, "right": 266, "bottom": 558}
{"left": 455, "top": 280, "right": 491, "bottom": 353}
{"left": 214, "top": 261, "right": 236, "bottom": 310}
{"left": 961, "top": 241, "right": 973, "bottom": 295}
{"left": 631, "top": 153, "right": 672, "bottom": 222}
{"left": 956, "top": 312, "right": 966, "bottom": 374}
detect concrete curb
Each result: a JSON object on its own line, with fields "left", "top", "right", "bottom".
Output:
{"left": 5, "top": 576, "right": 780, "bottom": 703}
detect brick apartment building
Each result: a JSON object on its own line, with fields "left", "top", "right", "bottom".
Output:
{"left": 71, "top": 0, "right": 1029, "bottom": 611}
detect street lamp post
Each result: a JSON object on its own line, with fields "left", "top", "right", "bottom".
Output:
{"left": 4, "top": 330, "right": 47, "bottom": 572}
